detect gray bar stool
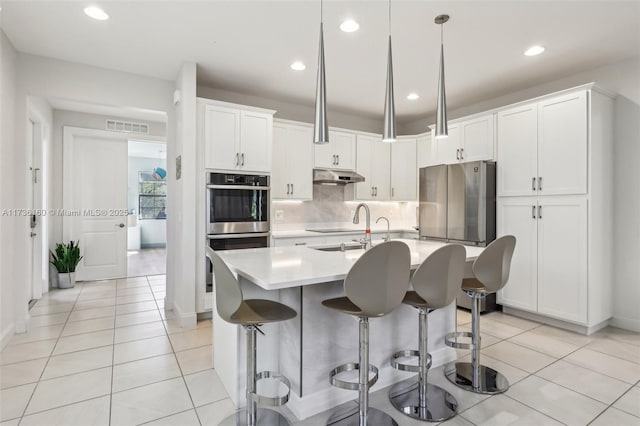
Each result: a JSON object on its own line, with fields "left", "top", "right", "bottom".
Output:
{"left": 445, "top": 235, "right": 516, "bottom": 395}
{"left": 206, "top": 247, "right": 296, "bottom": 426}
{"left": 322, "top": 241, "right": 411, "bottom": 426}
{"left": 388, "top": 244, "right": 466, "bottom": 422}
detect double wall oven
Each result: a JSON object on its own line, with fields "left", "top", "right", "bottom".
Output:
{"left": 206, "top": 172, "right": 270, "bottom": 250}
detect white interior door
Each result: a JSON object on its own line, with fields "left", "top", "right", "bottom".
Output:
{"left": 63, "top": 127, "right": 128, "bottom": 281}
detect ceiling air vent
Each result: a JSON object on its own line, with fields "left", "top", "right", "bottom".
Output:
{"left": 106, "top": 119, "right": 150, "bottom": 134}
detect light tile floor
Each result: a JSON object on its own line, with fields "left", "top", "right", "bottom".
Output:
{"left": 127, "top": 248, "right": 166, "bottom": 278}
{"left": 1, "top": 275, "right": 639, "bottom": 426}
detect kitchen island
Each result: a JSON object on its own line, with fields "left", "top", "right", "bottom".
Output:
{"left": 213, "top": 239, "right": 484, "bottom": 420}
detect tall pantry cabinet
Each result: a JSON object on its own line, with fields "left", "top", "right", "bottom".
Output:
{"left": 496, "top": 85, "right": 614, "bottom": 332}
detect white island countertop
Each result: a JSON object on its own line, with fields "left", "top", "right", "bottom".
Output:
{"left": 216, "top": 238, "right": 485, "bottom": 290}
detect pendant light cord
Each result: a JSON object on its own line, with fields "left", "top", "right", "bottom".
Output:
{"left": 321, "top": 0, "right": 323, "bottom": 24}
{"left": 441, "top": 22, "right": 444, "bottom": 46}
{"left": 388, "top": 0, "right": 391, "bottom": 36}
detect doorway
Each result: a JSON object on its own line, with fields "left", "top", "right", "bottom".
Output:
{"left": 27, "top": 118, "right": 47, "bottom": 303}
{"left": 127, "top": 140, "right": 167, "bottom": 277}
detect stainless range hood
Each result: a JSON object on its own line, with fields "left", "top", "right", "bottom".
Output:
{"left": 313, "top": 168, "right": 365, "bottom": 185}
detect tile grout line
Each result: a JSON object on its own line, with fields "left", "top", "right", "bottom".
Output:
{"left": 149, "top": 274, "right": 205, "bottom": 426}
{"left": 587, "top": 378, "right": 640, "bottom": 425}
{"left": 15, "top": 282, "right": 84, "bottom": 423}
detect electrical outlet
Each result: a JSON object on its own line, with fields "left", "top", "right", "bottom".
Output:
{"left": 275, "top": 210, "right": 284, "bottom": 221}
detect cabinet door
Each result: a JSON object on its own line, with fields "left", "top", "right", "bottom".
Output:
{"left": 271, "top": 123, "right": 290, "bottom": 199}
{"left": 333, "top": 130, "right": 356, "bottom": 170}
{"left": 537, "top": 197, "right": 587, "bottom": 324}
{"left": 391, "top": 138, "right": 416, "bottom": 200}
{"left": 461, "top": 115, "right": 494, "bottom": 162}
{"left": 417, "top": 133, "right": 435, "bottom": 168}
{"left": 355, "top": 134, "right": 374, "bottom": 200}
{"left": 497, "top": 104, "right": 538, "bottom": 196}
{"left": 538, "top": 91, "right": 587, "bottom": 195}
{"left": 239, "top": 111, "right": 271, "bottom": 173}
{"left": 372, "top": 138, "right": 390, "bottom": 200}
{"left": 288, "top": 125, "right": 314, "bottom": 200}
{"left": 313, "top": 136, "right": 334, "bottom": 169}
{"left": 434, "top": 124, "right": 461, "bottom": 164}
{"left": 496, "top": 197, "right": 538, "bottom": 313}
{"left": 204, "top": 105, "right": 240, "bottom": 170}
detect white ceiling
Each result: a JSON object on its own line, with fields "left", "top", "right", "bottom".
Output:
{"left": 2, "top": 1, "right": 639, "bottom": 122}
{"left": 47, "top": 98, "right": 167, "bottom": 123}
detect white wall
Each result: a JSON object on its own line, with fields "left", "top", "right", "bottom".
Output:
{"left": 8, "top": 52, "right": 175, "bottom": 335}
{"left": 402, "top": 56, "right": 640, "bottom": 331}
{"left": 197, "top": 85, "right": 383, "bottom": 134}
{"left": 170, "top": 62, "right": 198, "bottom": 326}
{"left": 1, "top": 30, "right": 18, "bottom": 347}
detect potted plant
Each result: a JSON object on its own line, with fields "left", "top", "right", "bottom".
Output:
{"left": 50, "top": 241, "right": 83, "bottom": 289}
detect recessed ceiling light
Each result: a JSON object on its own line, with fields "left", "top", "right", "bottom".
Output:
{"left": 340, "top": 19, "right": 360, "bottom": 33}
{"left": 84, "top": 6, "right": 109, "bottom": 20}
{"left": 524, "top": 45, "right": 545, "bottom": 56}
{"left": 407, "top": 93, "right": 420, "bottom": 100}
{"left": 290, "top": 61, "right": 306, "bottom": 71}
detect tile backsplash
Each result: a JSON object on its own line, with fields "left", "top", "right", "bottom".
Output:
{"left": 272, "top": 185, "right": 418, "bottom": 231}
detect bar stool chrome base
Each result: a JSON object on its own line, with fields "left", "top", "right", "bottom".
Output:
{"left": 445, "top": 362, "right": 509, "bottom": 395}
{"left": 219, "top": 408, "right": 290, "bottom": 426}
{"left": 389, "top": 378, "right": 458, "bottom": 422}
{"left": 327, "top": 406, "right": 398, "bottom": 426}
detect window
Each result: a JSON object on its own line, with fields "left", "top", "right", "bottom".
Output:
{"left": 138, "top": 171, "right": 167, "bottom": 219}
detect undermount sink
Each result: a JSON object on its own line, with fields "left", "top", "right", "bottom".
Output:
{"left": 312, "top": 244, "right": 363, "bottom": 252}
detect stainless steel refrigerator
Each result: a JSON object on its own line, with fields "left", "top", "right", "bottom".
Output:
{"left": 419, "top": 161, "right": 497, "bottom": 311}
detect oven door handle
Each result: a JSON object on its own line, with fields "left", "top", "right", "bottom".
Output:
{"left": 207, "top": 232, "right": 271, "bottom": 240}
{"left": 206, "top": 185, "right": 270, "bottom": 191}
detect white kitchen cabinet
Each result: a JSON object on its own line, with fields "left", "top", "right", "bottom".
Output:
{"left": 497, "top": 91, "right": 587, "bottom": 197}
{"left": 354, "top": 134, "right": 390, "bottom": 200}
{"left": 433, "top": 114, "right": 494, "bottom": 165}
{"left": 497, "top": 196, "right": 587, "bottom": 324}
{"left": 272, "top": 121, "right": 313, "bottom": 200}
{"left": 417, "top": 132, "right": 435, "bottom": 168}
{"left": 390, "top": 137, "right": 417, "bottom": 201}
{"left": 434, "top": 124, "right": 461, "bottom": 164}
{"left": 200, "top": 99, "right": 275, "bottom": 173}
{"left": 497, "top": 85, "right": 614, "bottom": 332}
{"left": 314, "top": 130, "right": 356, "bottom": 171}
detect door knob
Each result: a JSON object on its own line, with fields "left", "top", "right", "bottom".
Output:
{"left": 116, "top": 223, "right": 125, "bottom": 228}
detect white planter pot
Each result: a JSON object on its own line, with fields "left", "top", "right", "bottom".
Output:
{"left": 49, "top": 264, "right": 59, "bottom": 288}
{"left": 57, "top": 272, "right": 76, "bottom": 289}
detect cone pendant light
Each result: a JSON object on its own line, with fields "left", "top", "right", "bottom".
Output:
{"left": 434, "top": 14, "right": 449, "bottom": 139}
{"left": 313, "top": 1, "right": 328, "bottom": 144}
{"left": 382, "top": 0, "right": 396, "bottom": 142}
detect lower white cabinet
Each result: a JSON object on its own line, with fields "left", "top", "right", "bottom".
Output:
{"left": 272, "top": 121, "right": 314, "bottom": 200}
{"left": 497, "top": 196, "right": 588, "bottom": 324}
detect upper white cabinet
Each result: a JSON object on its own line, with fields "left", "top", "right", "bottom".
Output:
{"left": 417, "top": 132, "right": 436, "bottom": 168}
{"left": 355, "top": 134, "right": 390, "bottom": 200}
{"left": 434, "top": 114, "right": 494, "bottom": 165}
{"left": 200, "top": 99, "right": 275, "bottom": 173}
{"left": 314, "top": 130, "right": 356, "bottom": 171}
{"left": 390, "top": 137, "right": 417, "bottom": 201}
{"left": 497, "top": 91, "right": 587, "bottom": 197}
{"left": 272, "top": 121, "right": 314, "bottom": 200}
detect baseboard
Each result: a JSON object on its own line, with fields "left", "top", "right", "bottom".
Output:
{"left": 172, "top": 301, "right": 197, "bottom": 327}
{"left": 0, "top": 323, "right": 16, "bottom": 351}
{"left": 610, "top": 316, "right": 640, "bottom": 333}
{"left": 502, "top": 307, "right": 609, "bottom": 335}
{"left": 286, "top": 346, "right": 457, "bottom": 421}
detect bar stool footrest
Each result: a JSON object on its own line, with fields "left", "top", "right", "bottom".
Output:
{"left": 445, "top": 331, "right": 477, "bottom": 350}
{"left": 329, "top": 363, "right": 379, "bottom": 391}
{"left": 390, "top": 349, "right": 431, "bottom": 372}
{"left": 251, "top": 371, "right": 291, "bottom": 407}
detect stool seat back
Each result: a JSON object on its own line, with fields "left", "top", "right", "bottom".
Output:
{"left": 344, "top": 241, "right": 411, "bottom": 317}
{"left": 411, "top": 244, "right": 466, "bottom": 309}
